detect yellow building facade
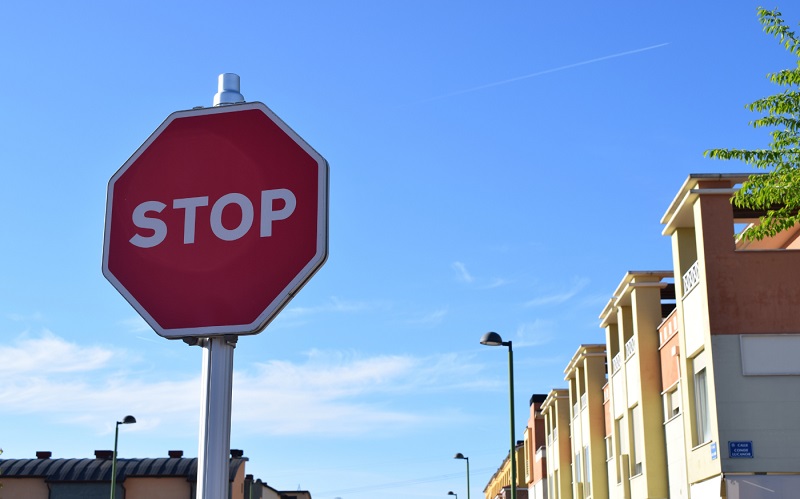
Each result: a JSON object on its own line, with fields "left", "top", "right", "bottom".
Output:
{"left": 483, "top": 441, "right": 527, "bottom": 499}
{"left": 564, "top": 344, "right": 608, "bottom": 499}
{"left": 600, "top": 271, "right": 674, "bottom": 499}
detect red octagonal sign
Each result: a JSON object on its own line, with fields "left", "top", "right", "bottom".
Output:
{"left": 102, "top": 102, "right": 328, "bottom": 339}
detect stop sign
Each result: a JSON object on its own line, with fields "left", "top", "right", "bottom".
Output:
{"left": 102, "top": 102, "right": 328, "bottom": 339}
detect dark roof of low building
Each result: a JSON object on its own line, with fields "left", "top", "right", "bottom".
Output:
{"left": 0, "top": 457, "right": 246, "bottom": 483}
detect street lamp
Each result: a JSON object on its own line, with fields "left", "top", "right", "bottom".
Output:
{"left": 480, "top": 331, "right": 516, "bottom": 499}
{"left": 448, "top": 491, "right": 458, "bottom": 499}
{"left": 110, "top": 415, "right": 136, "bottom": 499}
{"left": 454, "top": 453, "right": 470, "bottom": 499}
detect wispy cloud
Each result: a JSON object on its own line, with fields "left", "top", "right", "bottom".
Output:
{"left": 452, "top": 261, "right": 474, "bottom": 283}
{"left": 0, "top": 330, "right": 116, "bottom": 374}
{"left": 407, "top": 308, "right": 448, "bottom": 326}
{"left": 422, "top": 43, "right": 670, "bottom": 102}
{"left": 514, "top": 320, "right": 554, "bottom": 348}
{"left": 6, "top": 311, "right": 45, "bottom": 322}
{"left": 485, "top": 277, "right": 511, "bottom": 289}
{"left": 119, "top": 315, "right": 152, "bottom": 334}
{"left": 273, "top": 296, "right": 385, "bottom": 329}
{"left": 452, "top": 262, "right": 510, "bottom": 290}
{"left": 525, "top": 278, "right": 590, "bottom": 307}
{"left": 281, "top": 296, "right": 375, "bottom": 318}
{"left": 0, "top": 332, "right": 486, "bottom": 438}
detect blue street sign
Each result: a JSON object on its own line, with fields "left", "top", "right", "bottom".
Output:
{"left": 729, "top": 441, "right": 754, "bottom": 458}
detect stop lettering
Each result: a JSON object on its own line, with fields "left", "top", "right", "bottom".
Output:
{"left": 131, "top": 189, "right": 296, "bottom": 248}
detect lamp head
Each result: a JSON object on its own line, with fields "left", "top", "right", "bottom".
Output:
{"left": 448, "top": 492, "right": 457, "bottom": 497}
{"left": 454, "top": 452, "right": 467, "bottom": 460}
{"left": 120, "top": 415, "right": 137, "bottom": 425}
{"left": 480, "top": 331, "right": 504, "bottom": 346}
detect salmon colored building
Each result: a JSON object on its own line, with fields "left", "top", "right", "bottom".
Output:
{"left": 524, "top": 394, "right": 548, "bottom": 499}
{"left": 541, "top": 388, "right": 572, "bottom": 499}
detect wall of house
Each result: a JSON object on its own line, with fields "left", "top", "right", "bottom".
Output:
{"left": 542, "top": 391, "right": 572, "bottom": 499}
{"left": 125, "top": 477, "right": 191, "bottom": 499}
{"left": 660, "top": 310, "right": 688, "bottom": 499}
{"left": 659, "top": 313, "right": 680, "bottom": 390}
{"left": 711, "top": 334, "right": 800, "bottom": 473}
{"left": 0, "top": 477, "right": 49, "bottom": 499}
{"left": 231, "top": 460, "right": 247, "bottom": 499}
{"left": 671, "top": 208, "right": 721, "bottom": 488}
{"left": 694, "top": 185, "right": 800, "bottom": 336}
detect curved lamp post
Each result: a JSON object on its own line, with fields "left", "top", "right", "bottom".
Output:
{"left": 447, "top": 492, "right": 458, "bottom": 499}
{"left": 454, "top": 453, "right": 470, "bottom": 499}
{"left": 110, "top": 415, "right": 136, "bottom": 499}
{"left": 480, "top": 331, "right": 516, "bottom": 499}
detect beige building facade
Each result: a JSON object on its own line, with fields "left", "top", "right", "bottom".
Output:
{"left": 564, "top": 345, "right": 608, "bottom": 499}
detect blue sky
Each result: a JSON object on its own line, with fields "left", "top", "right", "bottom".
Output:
{"left": 1, "top": 2, "right": 798, "bottom": 498}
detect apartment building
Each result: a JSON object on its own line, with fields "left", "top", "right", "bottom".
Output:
{"left": 599, "top": 271, "right": 675, "bottom": 499}
{"left": 524, "top": 394, "right": 548, "bottom": 499}
{"left": 661, "top": 173, "right": 800, "bottom": 497}
{"left": 489, "top": 173, "right": 800, "bottom": 499}
{"left": 564, "top": 344, "right": 608, "bottom": 499}
{"left": 483, "top": 440, "right": 528, "bottom": 499}
{"left": 542, "top": 388, "right": 572, "bottom": 499}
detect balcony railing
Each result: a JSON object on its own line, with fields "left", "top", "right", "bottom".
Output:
{"left": 581, "top": 392, "right": 588, "bottom": 409}
{"left": 625, "top": 336, "right": 636, "bottom": 359}
{"left": 683, "top": 261, "right": 700, "bottom": 296}
{"left": 612, "top": 352, "right": 622, "bottom": 373}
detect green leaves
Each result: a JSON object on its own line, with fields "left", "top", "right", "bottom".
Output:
{"left": 758, "top": 7, "right": 800, "bottom": 55}
{"left": 705, "top": 7, "right": 800, "bottom": 240}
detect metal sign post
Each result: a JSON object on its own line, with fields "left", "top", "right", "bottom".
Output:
{"left": 196, "top": 336, "right": 236, "bottom": 499}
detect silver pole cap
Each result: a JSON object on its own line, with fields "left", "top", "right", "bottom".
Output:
{"left": 213, "top": 73, "right": 245, "bottom": 106}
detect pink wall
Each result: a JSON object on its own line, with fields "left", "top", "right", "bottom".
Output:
{"left": 696, "top": 182, "right": 800, "bottom": 335}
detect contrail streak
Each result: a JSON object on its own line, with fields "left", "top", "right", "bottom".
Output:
{"left": 422, "top": 42, "right": 670, "bottom": 102}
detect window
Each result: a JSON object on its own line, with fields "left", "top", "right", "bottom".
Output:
{"left": 583, "top": 445, "right": 591, "bottom": 492}
{"left": 630, "top": 405, "right": 643, "bottom": 476}
{"left": 664, "top": 385, "right": 681, "bottom": 421}
{"left": 615, "top": 416, "right": 627, "bottom": 484}
{"left": 605, "top": 436, "right": 613, "bottom": 461}
{"left": 574, "top": 450, "right": 582, "bottom": 483}
{"left": 693, "top": 353, "right": 711, "bottom": 444}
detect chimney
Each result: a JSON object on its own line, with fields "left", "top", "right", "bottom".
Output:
{"left": 36, "top": 451, "right": 52, "bottom": 459}
{"left": 95, "top": 450, "right": 114, "bottom": 459}
{"left": 168, "top": 450, "right": 184, "bottom": 458}
{"left": 230, "top": 449, "right": 244, "bottom": 458}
